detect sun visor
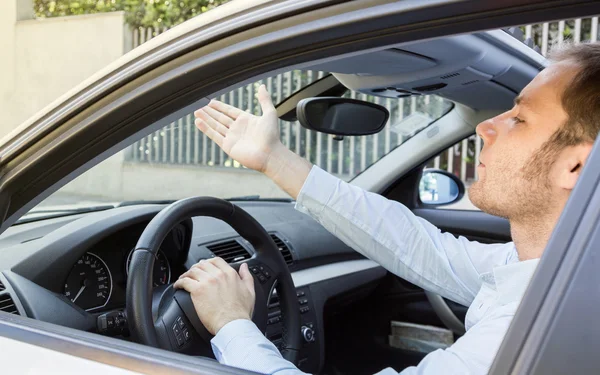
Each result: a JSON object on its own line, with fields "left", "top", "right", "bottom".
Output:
{"left": 310, "top": 49, "right": 437, "bottom": 76}
{"left": 440, "top": 80, "right": 516, "bottom": 110}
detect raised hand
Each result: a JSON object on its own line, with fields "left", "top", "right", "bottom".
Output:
{"left": 194, "top": 85, "right": 312, "bottom": 199}
{"left": 194, "top": 85, "right": 285, "bottom": 173}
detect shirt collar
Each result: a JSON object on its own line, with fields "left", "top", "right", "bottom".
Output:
{"left": 492, "top": 258, "right": 540, "bottom": 305}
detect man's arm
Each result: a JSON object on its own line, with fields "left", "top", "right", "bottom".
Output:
{"left": 195, "top": 87, "right": 516, "bottom": 305}
{"left": 175, "top": 258, "right": 498, "bottom": 375}
{"left": 293, "top": 165, "right": 516, "bottom": 306}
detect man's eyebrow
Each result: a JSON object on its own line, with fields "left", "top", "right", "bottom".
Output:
{"left": 514, "top": 95, "right": 523, "bottom": 106}
{"left": 514, "top": 94, "right": 541, "bottom": 116}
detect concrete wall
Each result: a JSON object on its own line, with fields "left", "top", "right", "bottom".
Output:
{"left": 0, "top": 1, "right": 19, "bottom": 129}
{"left": 0, "top": 3, "right": 129, "bottom": 137}
{"left": 54, "top": 150, "right": 290, "bottom": 204}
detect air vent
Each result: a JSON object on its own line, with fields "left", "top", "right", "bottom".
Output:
{"left": 270, "top": 234, "right": 294, "bottom": 266}
{"left": 0, "top": 280, "right": 5, "bottom": 292}
{"left": 462, "top": 80, "right": 479, "bottom": 86}
{"left": 440, "top": 72, "right": 460, "bottom": 79}
{"left": 0, "top": 294, "right": 19, "bottom": 314}
{"left": 206, "top": 240, "right": 251, "bottom": 263}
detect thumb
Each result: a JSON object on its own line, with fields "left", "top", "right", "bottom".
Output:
{"left": 257, "top": 84, "right": 275, "bottom": 115}
{"left": 239, "top": 263, "right": 255, "bottom": 294}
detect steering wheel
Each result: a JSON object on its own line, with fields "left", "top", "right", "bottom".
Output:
{"left": 126, "top": 197, "right": 302, "bottom": 364}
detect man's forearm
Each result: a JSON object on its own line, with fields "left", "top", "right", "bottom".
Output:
{"left": 264, "top": 145, "right": 312, "bottom": 200}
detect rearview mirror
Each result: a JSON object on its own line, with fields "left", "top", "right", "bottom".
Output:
{"left": 296, "top": 97, "right": 389, "bottom": 136}
{"left": 419, "top": 169, "right": 465, "bottom": 206}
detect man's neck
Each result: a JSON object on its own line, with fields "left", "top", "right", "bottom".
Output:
{"left": 510, "top": 209, "right": 562, "bottom": 261}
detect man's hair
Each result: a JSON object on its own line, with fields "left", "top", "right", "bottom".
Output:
{"left": 523, "top": 42, "right": 600, "bottom": 185}
{"left": 549, "top": 42, "right": 600, "bottom": 146}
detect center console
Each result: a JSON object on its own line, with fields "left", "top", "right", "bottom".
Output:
{"left": 266, "top": 286, "right": 320, "bottom": 373}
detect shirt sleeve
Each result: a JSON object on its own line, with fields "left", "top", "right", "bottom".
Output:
{"left": 211, "top": 319, "right": 310, "bottom": 375}
{"left": 212, "top": 319, "right": 402, "bottom": 375}
{"left": 295, "top": 166, "right": 517, "bottom": 306}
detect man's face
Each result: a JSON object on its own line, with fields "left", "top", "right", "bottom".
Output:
{"left": 469, "top": 62, "right": 580, "bottom": 220}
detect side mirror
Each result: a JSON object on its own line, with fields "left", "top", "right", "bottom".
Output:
{"left": 419, "top": 169, "right": 465, "bottom": 206}
{"left": 296, "top": 97, "right": 389, "bottom": 136}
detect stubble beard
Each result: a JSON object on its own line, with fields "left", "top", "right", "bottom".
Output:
{"left": 469, "top": 155, "right": 555, "bottom": 221}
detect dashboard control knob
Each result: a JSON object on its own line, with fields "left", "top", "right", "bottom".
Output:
{"left": 301, "top": 326, "right": 315, "bottom": 342}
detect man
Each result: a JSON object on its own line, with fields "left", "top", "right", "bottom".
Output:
{"left": 173, "top": 42, "right": 600, "bottom": 374}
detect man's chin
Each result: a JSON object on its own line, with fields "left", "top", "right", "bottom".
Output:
{"left": 468, "top": 183, "right": 504, "bottom": 217}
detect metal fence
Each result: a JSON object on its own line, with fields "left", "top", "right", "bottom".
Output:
{"left": 126, "top": 16, "right": 599, "bottom": 183}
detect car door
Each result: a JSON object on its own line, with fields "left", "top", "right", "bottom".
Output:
{"left": 0, "top": 0, "right": 598, "bottom": 374}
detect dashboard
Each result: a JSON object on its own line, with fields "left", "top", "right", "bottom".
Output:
{"left": 0, "top": 201, "right": 386, "bottom": 374}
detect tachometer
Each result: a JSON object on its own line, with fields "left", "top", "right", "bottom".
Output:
{"left": 126, "top": 248, "right": 171, "bottom": 287}
{"left": 64, "top": 252, "right": 112, "bottom": 311}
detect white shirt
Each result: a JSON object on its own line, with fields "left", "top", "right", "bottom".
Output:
{"left": 211, "top": 166, "right": 540, "bottom": 374}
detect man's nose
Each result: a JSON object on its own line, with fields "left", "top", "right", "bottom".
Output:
{"left": 475, "top": 118, "right": 497, "bottom": 145}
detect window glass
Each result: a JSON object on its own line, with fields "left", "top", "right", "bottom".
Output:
{"left": 28, "top": 70, "right": 451, "bottom": 212}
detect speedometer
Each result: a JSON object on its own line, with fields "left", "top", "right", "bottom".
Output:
{"left": 126, "top": 248, "right": 171, "bottom": 287}
{"left": 64, "top": 252, "right": 112, "bottom": 311}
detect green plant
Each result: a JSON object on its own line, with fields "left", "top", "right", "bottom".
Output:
{"left": 33, "top": 0, "right": 229, "bottom": 29}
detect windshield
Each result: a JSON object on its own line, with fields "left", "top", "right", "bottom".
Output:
{"left": 28, "top": 70, "right": 451, "bottom": 216}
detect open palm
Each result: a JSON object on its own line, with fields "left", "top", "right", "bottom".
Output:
{"left": 194, "top": 85, "right": 283, "bottom": 173}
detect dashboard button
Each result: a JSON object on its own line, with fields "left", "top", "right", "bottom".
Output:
{"left": 183, "top": 328, "right": 191, "bottom": 342}
{"left": 175, "top": 333, "right": 185, "bottom": 347}
{"left": 250, "top": 266, "right": 260, "bottom": 274}
{"left": 172, "top": 323, "right": 182, "bottom": 337}
{"left": 258, "top": 274, "right": 267, "bottom": 283}
{"left": 302, "top": 326, "right": 315, "bottom": 342}
{"left": 176, "top": 316, "right": 185, "bottom": 329}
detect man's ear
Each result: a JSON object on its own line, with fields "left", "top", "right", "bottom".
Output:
{"left": 556, "top": 143, "right": 593, "bottom": 190}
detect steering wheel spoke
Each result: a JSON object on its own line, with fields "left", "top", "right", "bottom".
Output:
{"left": 153, "top": 287, "right": 213, "bottom": 356}
{"left": 241, "top": 257, "right": 280, "bottom": 334}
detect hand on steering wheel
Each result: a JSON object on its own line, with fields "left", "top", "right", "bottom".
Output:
{"left": 174, "top": 258, "right": 255, "bottom": 335}
{"left": 126, "top": 197, "right": 302, "bottom": 364}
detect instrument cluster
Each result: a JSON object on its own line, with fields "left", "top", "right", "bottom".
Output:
{"left": 62, "top": 222, "right": 188, "bottom": 312}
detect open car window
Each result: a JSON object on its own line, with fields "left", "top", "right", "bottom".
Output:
{"left": 26, "top": 70, "right": 451, "bottom": 216}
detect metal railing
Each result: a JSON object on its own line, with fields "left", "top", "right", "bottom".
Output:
{"left": 126, "top": 17, "right": 599, "bottom": 183}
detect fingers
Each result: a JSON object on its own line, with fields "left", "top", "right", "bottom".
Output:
{"left": 194, "top": 258, "right": 222, "bottom": 277}
{"left": 258, "top": 84, "right": 275, "bottom": 114}
{"left": 176, "top": 258, "right": 254, "bottom": 294}
{"left": 178, "top": 266, "right": 207, "bottom": 281}
{"left": 195, "top": 109, "right": 229, "bottom": 136}
{"left": 239, "top": 263, "right": 255, "bottom": 295}
{"left": 173, "top": 277, "right": 196, "bottom": 291}
{"left": 193, "top": 257, "right": 237, "bottom": 279}
{"left": 207, "top": 257, "right": 236, "bottom": 274}
{"left": 203, "top": 106, "right": 234, "bottom": 128}
{"left": 194, "top": 118, "right": 224, "bottom": 147}
{"left": 205, "top": 99, "right": 243, "bottom": 120}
